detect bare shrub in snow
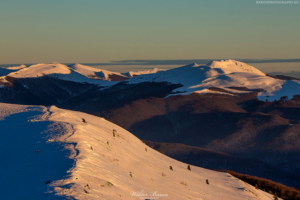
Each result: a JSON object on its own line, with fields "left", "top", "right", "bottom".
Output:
{"left": 187, "top": 165, "right": 191, "bottom": 171}
{"left": 180, "top": 181, "right": 187, "bottom": 186}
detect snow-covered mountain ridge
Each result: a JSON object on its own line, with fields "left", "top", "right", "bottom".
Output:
{"left": 69, "top": 63, "right": 128, "bottom": 81}
{"left": 127, "top": 59, "right": 300, "bottom": 101}
{"left": 1, "top": 60, "right": 299, "bottom": 101}
{"left": 0, "top": 63, "right": 165, "bottom": 88}
{"left": 2, "top": 63, "right": 117, "bottom": 87}
{"left": 0, "top": 103, "right": 277, "bottom": 200}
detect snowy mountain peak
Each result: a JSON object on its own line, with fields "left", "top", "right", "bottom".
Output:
{"left": 207, "top": 59, "right": 265, "bottom": 75}
{"left": 0, "top": 63, "right": 118, "bottom": 87}
{"left": 127, "top": 59, "right": 300, "bottom": 101}
{"left": 8, "top": 63, "right": 71, "bottom": 78}
{"left": 68, "top": 63, "right": 127, "bottom": 81}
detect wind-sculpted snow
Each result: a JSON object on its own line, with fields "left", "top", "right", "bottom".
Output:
{"left": 0, "top": 103, "right": 277, "bottom": 199}
{"left": 127, "top": 59, "right": 300, "bottom": 101}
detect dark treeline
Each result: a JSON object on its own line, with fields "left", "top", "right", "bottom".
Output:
{"left": 215, "top": 169, "right": 300, "bottom": 200}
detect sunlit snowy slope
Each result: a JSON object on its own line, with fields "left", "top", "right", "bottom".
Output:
{"left": 4, "top": 63, "right": 116, "bottom": 86}
{"left": 127, "top": 59, "right": 300, "bottom": 101}
{"left": 0, "top": 103, "right": 277, "bottom": 200}
{"left": 0, "top": 63, "right": 158, "bottom": 87}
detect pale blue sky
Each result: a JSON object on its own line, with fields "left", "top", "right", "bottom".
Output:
{"left": 0, "top": 0, "right": 299, "bottom": 67}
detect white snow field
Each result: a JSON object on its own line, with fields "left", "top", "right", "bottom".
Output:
{"left": 0, "top": 103, "right": 277, "bottom": 200}
{"left": 127, "top": 59, "right": 300, "bottom": 101}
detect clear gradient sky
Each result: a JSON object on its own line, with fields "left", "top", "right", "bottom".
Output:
{"left": 0, "top": 0, "right": 299, "bottom": 65}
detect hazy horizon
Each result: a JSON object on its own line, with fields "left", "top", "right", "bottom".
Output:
{"left": 1, "top": 60, "right": 299, "bottom": 74}
{"left": 1, "top": 0, "right": 299, "bottom": 71}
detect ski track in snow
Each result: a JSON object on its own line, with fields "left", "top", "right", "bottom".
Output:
{"left": 0, "top": 103, "right": 279, "bottom": 200}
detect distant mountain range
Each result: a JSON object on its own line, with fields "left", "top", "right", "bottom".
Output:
{"left": 1, "top": 59, "right": 300, "bottom": 189}
{"left": 269, "top": 71, "right": 300, "bottom": 80}
{"left": 1, "top": 59, "right": 300, "bottom": 100}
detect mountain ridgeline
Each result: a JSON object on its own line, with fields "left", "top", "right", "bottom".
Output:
{"left": 1, "top": 60, "right": 300, "bottom": 189}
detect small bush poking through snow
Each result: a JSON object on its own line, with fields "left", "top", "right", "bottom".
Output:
{"left": 274, "top": 192, "right": 278, "bottom": 200}
{"left": 215, "top": 169, "right": 300, "bottom": 200}
{"left": 107, "top": 181, "right": 114, "bottom": 187}
{"left": 169, "top": 166, "right": 173, "bottom": 171}
{"left": 82, "top": 118, "right": 87, "bottom": 123}
{"left": 187, "top": 165, "right": 191, "bottom": 171}
{"left": 113, "top": 129, "right": 116, "bottom": 137}
{"left": 159, "top": 150, "right": 166, "bottom": 155}
{"left": 162, "top": 173, "right": 166, "bottom": 177}
{"left": 206, "top": 179, "right": 209, "bottom": 185}
{"left": 130, "top": 172, "right": 132, "bottom": 177}
{"left": 145, "top": 147, "right": 147, "bottom": 152}
{"left": 100, "top": 181, "right": 114, "bottom": 187}
{"left": 180, "top": 181, "right": 187, "bottom": 186}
